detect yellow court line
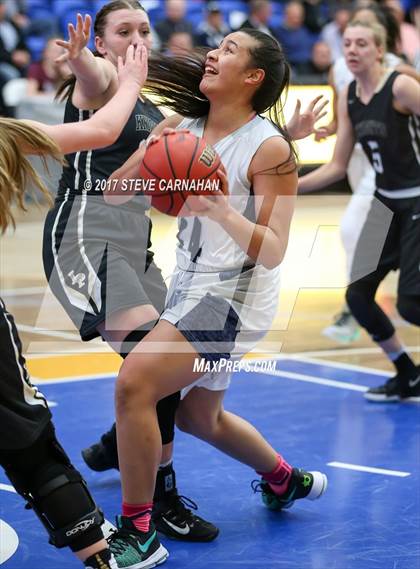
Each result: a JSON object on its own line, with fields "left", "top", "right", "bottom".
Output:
{"left": 27, "top": 353, "right": 121, "bottom": 380}
{"left": 27, "top": 350, "right": 278, "bottom": 381}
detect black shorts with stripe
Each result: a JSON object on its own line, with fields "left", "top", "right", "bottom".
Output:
{"left": 0, "top": 298, "right": 51, "bottom": 450}
{"left": 42, "top": 195, "right": 167, "bottom": 341}
{"left": 350, "top": 192, "right": 420, "bottom": 294}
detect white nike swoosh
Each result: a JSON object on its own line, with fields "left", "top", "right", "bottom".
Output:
{"left": 409, "top": 375, "right": 420, "bottom": 388}
{"left": 412, "top": 213, "right": 420, "bottom": 221}
{"left": 161, "top": 516, "right": 191, "bottom": 535}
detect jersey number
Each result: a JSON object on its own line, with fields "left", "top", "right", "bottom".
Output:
{"left": 367, "top": 140, "right": 384, "bottom": 174}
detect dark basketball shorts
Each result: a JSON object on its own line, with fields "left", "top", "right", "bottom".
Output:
{"left": 0, "top": 298, "right": 51, "bottom": 450}
{"left": 350, "top": 192, "right": 420, "bottom": 295}
{"left": 43, "top": 196, "right": 167, "bottom": 341}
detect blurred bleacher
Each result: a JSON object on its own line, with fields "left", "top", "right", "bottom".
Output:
{"left": 24, "top": 0, "right": 285, "bottom": 60}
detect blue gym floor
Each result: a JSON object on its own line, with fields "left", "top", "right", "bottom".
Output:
{"left": 1, "top": 358, "right": 419, "bottom": 569}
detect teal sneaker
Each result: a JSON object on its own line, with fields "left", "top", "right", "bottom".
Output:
{"left": 322, "top": 311, "right": 360, "bottom": 344}
{"left": 253, "top": 468, "right": 328, "bottom": 511}
{"left": 108, "top": 515, "right": 168, "bottom": 569}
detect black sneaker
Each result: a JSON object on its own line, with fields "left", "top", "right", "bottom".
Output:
{"left": 82, "top": 424, "right": 119, "bottom": 472}
{"left": 252, "top": 468, "right": 328, "bottom": 511}
{"left": 152, "top": 490, "right": 219, "bottom": 542}
{"left": 108, "top": 516, "right": 168, "bottom": 569}
{"left": 364, "top": 367, "right": 420, "bottom": 403}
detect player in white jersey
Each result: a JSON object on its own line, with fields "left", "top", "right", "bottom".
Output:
{"left": 104, "top": 29, "right": 328, "bottom": 568}
{"left": 316, "top": 4, "right": 419, "bottom": 343}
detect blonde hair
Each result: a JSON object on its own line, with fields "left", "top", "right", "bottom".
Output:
{"left": 347, "top": 19, "right": 387, "bottom": 54}
{"left": 0, "top": 118, "right": 64, "bottom": 233}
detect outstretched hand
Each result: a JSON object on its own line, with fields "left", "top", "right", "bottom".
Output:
{"left": 55, "top": 13, "right": 91, "bottom": 62}
{"left": 287, "top": 95, "right": 329, "bottom": 140}
{"left": 117, "top": 44, "right": 148, "bottom": 91}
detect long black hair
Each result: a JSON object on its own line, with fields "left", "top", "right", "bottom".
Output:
{"left": 146, "top": 29, "right": 297, "bottom": 171}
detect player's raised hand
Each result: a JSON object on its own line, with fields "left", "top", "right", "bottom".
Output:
{"left": 287, "top": 95, "right": 329, "bottom": 140}
{"left": 55, "top": 13, "right": 91, "bottom": 62}
{"left": 117, "top": 44, "right": 148, "bottom": 91}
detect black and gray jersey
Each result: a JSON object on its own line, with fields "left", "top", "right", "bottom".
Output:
{"left": 347, "top": 71, "right": 420, "bottom": 198}
{"left": 57, "top": 96, "right": 164, "bottom": 202}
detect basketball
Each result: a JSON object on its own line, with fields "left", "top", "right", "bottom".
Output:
{"left": 138, "top": 131, "right": 224, "bottom": 216}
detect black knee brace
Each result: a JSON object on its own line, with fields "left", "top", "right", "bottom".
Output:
{"left": 396, "top": 294, "right": 420, "bottom": 327}
{"left": 1, "top": 423, "right": 104, "bottom": 551}
{"left": 120, "top": 324, "right": 181, "bottom": 445}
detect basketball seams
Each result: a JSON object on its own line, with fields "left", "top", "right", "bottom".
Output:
{"left": 141, "top": 132, "right": 222, "bottom": 216}
{"left": 164, "top": 135, "right": 178, "bottom": 179}
{"left": 141, "top": 160, "right": 162, "bottom": 181}
{"left": 186, "top": 137, "right": 201, "bottom": 179}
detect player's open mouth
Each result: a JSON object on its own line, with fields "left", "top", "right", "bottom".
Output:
{"left": 204, "top": 65, "right": 218, "bottom": 76}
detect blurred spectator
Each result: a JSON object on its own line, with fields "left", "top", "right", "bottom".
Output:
{"left": 3, "top": 0, "right": 29, "bottom": 31}
{"left": 166, "top": 30, "right": 194, "bottom": 55}
{"left": 412, "top": 5, "right": 420, "bottom": 71}
{"left": 0, "top": 0, "right": 30, "bottom": 114}
{"left": 320, "top": 3, "right": 352, "bottom": 61}
{"left": 196, "top": 1, "right": 230, "bottom": 48}
{"left": 27, "top": 38, "right": 70, "bottom": 95}
{"left": 276, "top": 1, "right": 316, "bottom": 74}
{"left": 0, "top": 0, "right": 29, "bottom": 78}
{"left": 303, "top": 0, "right": 328, "bottom": 34}
{"left": 4, "top": 0, "right": 56, "bottom": 38}
{"left": 155, "top": 0, "right": 194, "bottom": 47}
{"left": 295, "top": 40, "right": 332, "bottom": 84}
{"left": 239, "top": 0, "right": 277, "bottom": 38}
{"left": 383, "top": 0, "right": 420, "bottom": 63}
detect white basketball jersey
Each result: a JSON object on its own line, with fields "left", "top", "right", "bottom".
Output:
{"left": 176, "top": 115, "right": 283, "bottom": 272}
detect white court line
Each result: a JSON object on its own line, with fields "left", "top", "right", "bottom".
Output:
{"left": 17, "top": 324, "right": 81, "bottom": 341}
{"left": 25, "top": 345, "right": 108, "bottom": 359}
{"left": 257, "top": 368, "right": 367, "bottom": 392}
{"left": 0, "top": 286, "right": 46, "bottom": 297}
{"left": 328, "top": 461, "right": 411, "bottom": 477}
{"left": 287, "top": 346, "right": 420, "bottom": 358}
{"left": 0, "top": 484, "right": 16, "bottom": 493}
{"left": 287, "top": 355, "right": 393, "bottom": 377}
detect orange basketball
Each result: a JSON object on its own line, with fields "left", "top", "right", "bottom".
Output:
{"left": 138, "top": 131, "right": 224, "bottom": 216}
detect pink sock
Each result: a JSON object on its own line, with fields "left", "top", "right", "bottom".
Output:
{"left": 122, "top": 502, "right": 153, "bottom": 533}
{"left": 257, "top": 454, "right": 293, "bottom": 496}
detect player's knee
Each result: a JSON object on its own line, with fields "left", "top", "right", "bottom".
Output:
{"left": 346, "top": 282, "right": 369, "bottom": 314}
{"left": 176, "top": 402, "right": 218, "bottom": 440}
{"left": 397, "top": 295, "right": 420, "bottom": 326}
{"left": 116, "top": 359, "right": 157, "bottom": 412}
{"left": 1, "top": 423, "right": 103, "bottom": 551}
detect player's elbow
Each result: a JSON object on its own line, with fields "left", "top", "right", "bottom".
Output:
{"left": 260, "top": 249, "right": 285, "bottom": 269}
{"left": 99, "top": 126, "right": 120, "bottom": 148}
{"left": 262, "top": 257, "right": 282, "bottom": 269}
